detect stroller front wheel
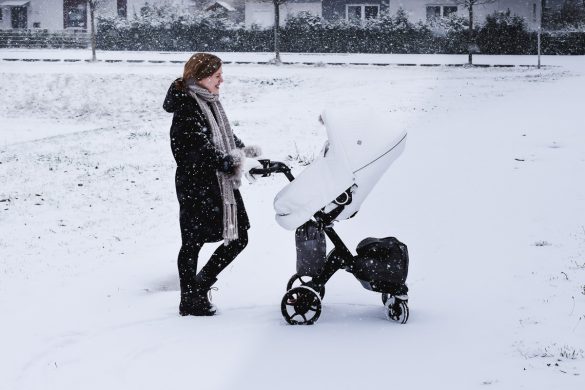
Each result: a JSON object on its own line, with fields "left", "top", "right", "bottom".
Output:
{"left": 286, "top": 273, "right": 326, "bottom": 299}
{"left": 281, "top": 286, "right": 322, "bottom": 325}
{"left": 385, "top": 297, "right": 409, "bottom": 324}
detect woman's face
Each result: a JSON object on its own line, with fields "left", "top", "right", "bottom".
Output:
{"left": 197, "top": 66, "right": 223, "bottom": 94}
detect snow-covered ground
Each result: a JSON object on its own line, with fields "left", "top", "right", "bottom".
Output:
{"left": 0, "top": 54, "right": 584, "bottom": 390}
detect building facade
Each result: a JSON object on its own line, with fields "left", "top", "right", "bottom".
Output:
{"left": 0, "top": 0, "right": 563, "bottom": 31}
{"left": 245, "top": 0, "right": 321, "bottom": 28}
{"left": 245, "top": 0, "right": 551, "bottom": 30}
{"left": 389, "top": 0, "right": 545, "bottom": 30}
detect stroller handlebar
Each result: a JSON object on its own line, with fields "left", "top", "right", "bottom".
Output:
{"left": 249, "top": 159, "right": 295, "bottom": 182}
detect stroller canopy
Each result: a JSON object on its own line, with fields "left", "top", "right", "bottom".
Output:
{"left": 274, "top": 108, "right": 408, "bottom": 230}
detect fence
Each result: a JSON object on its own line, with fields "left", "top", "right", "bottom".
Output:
{"left": 0, "top": 29, "right": 90, "bottom": 49}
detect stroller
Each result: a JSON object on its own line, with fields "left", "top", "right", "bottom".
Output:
{"left": 250, "top": 108, "right": 410, "bottom": 325}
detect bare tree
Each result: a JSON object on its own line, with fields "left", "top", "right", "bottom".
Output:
{"left": 88, "top": 0, "right": 104, "bottom": 62}
{"left": 272, "top": 0, "right": 287, "bottom": 64}
{"left": 455, "top": 0, "right": 496, "bottom": 65}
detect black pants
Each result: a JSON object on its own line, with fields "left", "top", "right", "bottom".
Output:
{"left": 178, "top": 230, "right": 248, "bottom": 294}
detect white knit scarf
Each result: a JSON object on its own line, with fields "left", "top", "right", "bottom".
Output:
{"left": 187, "top": 82, "right": 239, "bottom": 244}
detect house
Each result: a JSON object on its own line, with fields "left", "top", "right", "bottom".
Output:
{"left": 0, "top": 0, "right": 245, "bottom": 30}
{"left": 388, "top": 0, "right": 546, "bottom": 30}
{"left": 245, "top": 0, "right": 322, "bottom": 28}
{"left": 0, "top": 0, "right": 123, "bottom": 30}
{"left": 244, "top": 0, "right": 558, "bottom": 30}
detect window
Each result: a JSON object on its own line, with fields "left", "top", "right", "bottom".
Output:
{"left": 0, "top": 9, "right": 3, "bottom": 21}
{"left": 347, "top": 5, "right": 361, "bottom": 22}
{"left": 443, "top": 6, "right": 457, "bottom": 17}
{"left": 533, "top": 3, "right": 537, "bottom": 22}
{"left": 426, "top": 5, "right": 458, "bottom": 20}
{"left": 64, "top": 0, "right": 87, "bottom": 28}
{"left": 117, "top": 0, "right": 127, "bottom": 18}
{"left": 347, "top": 4, "right": 380, "bottom": 22}
{"left": 426, "top": 6, "right": 441, "bottom": 19}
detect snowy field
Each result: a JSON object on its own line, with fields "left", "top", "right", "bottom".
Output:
{"left": 1, "top": 53, "right": 584, "bottom": 390}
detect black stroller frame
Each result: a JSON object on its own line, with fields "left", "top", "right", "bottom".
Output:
{"left": 251, "top": 159, "right": 410, "bottom": 325}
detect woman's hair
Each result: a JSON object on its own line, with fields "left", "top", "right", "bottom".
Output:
{"left": 176, "top": 53, "right": 222, "bottom": 91}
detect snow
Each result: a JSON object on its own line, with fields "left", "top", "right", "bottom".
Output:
{"left": 0, "top": 52, "right": 584, "bottom": 390}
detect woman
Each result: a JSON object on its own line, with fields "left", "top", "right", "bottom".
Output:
{"left": 163, "top": 53, "right": 261, "bottom": 316}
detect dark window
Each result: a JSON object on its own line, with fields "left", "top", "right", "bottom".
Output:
{"left": 0, "top": 9, "right": 3, "bottom": 21}
{"left": 347, "top": 5, "right": 361, "bottom": 22}
{"left": 33, "top": 22, "right": 41, "bottom": 28}
{"left": 426, "top": 6, "right": 441, "bottom": 20}
{"left": 365, "top": 6, "right": 379, "bottom": 20}
{"left": 443, "top": 6, "right": 458, "bottom": 17}
{"left": 347, "top": 4, "right": 380, "bottom": 22}
{"left": 11, "top": 6, "right": 28, "bottom": 29}
{"left": 117, "top": 0, "right": 127, "bottom": 18}
{"left": 533, "top": 3, "right": 537, "bottom": 22}
{"left": 64, "top": 0, "right": 87, "bottom": 28}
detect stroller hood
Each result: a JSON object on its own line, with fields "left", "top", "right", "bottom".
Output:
{"left": 274, "top": 107, "right": 407, "bottom": 230}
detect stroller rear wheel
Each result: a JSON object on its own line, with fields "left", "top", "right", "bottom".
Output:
{"left": 281, "top": 286, "right": 322, "bottom": 325}
{"left": 286, "top": 273, "right": 326, "bottom": 299}
{"left": 385, "top": 296, "right": 409, "bottom": 324}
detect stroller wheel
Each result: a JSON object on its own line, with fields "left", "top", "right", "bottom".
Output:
{"left": 286, "top": 273, "right": 326, "bottom": 299}
{"left": 385, "top": 297, "right": 409, "bottom": 324}
{"left": 281, "top": 286, "right": 322, "bottom": 325}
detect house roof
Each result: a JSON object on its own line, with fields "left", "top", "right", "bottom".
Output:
{"left": 206, "top": 1, "right": 236, "bottom": 12}
{"left": 0, "top": 0, "right": 31, "bottom": 6}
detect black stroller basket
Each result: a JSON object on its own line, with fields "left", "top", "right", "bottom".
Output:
{"left": 250, "top": 160, "right": 410, "bottom": 325}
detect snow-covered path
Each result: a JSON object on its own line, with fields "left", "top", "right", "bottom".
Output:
{"left": 1, "top": 57, "right": 584, "bottom": 389}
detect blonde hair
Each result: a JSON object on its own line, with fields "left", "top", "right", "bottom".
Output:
{"left": 176, "top": 53, "right": 222, "bottom": 91}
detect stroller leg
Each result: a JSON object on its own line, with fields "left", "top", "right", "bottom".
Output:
{"left": 311, "top": 251, "right": 344, "bottom": 288}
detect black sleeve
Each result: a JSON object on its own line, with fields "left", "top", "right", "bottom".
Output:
{"left": 171, "top": 109, "right": 235, "bottom": 174}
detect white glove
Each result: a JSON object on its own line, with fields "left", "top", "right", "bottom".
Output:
{"left": 228, "top": 149, "right": 245, "bottom": 188}
{"left": 243, "top": 158, "right": 263, "bottom": 184}
{"left": 242, "top": 145, "right": 262, "bottom": 158}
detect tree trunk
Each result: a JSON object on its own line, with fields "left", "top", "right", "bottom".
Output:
{"left": 468, "top": 4, "right": 473, "bottom": 65}
{"left": 90, "top": 2, "right": 97, "bottom": 62}
{"left": 273, "top": 1, "right": 281, "bottom": 64}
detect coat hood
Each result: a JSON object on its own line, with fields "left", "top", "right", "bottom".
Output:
{"left": 163, "top": 79, "right": 190, "bottom": 113}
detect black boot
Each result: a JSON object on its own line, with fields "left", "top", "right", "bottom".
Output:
{"left": 179, "top": 284, "right": 199, "bottom": 316}
{"left": 191, "top": 274, "right": 217, "bottom": 316}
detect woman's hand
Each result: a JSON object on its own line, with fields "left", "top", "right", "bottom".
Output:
{"left": 242, "top": 145, "right": 262, "bottom": 158}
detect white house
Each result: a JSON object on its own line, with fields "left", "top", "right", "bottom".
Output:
{"left": 245, "top": 0, "right": 322, "bottom": 28}
{"left": 0, "top": 0, "right": 207, "bottom": 30}
{"left": 389, "top": 0, "right": 545, "bottom": 30}
{"left": 245, "top": 0, "right": 550, "bottom": 30}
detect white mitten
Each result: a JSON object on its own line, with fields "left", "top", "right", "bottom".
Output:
{"left": 228, "top": 149, "right": 246, "bottom": 188}
{"left": 243, "top": 158, "right": 263, "bottom": 184}
{"left": 242, "top": 145, "right": 262, "bottom": 158}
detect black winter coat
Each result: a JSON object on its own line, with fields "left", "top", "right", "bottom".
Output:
{"left": 163, "top": 79, "right": 250, "bottom": 243}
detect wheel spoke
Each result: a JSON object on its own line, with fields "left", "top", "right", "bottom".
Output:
{"left": 301, "top": 313, "right": 308, "bottom": 323}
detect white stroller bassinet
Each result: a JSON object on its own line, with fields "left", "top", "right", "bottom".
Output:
{"left": 273, "top": 108, "right": 407, "bottom": 230}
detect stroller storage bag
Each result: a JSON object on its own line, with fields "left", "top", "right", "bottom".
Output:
{"left": 352, "top": 237, "right": 409, "bottom": 290}
{"left": 295, "top": 221, "right": 327, "bottom": 277}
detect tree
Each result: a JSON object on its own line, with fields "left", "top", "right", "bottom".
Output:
{"left": 455, "top": 0, "right": 496, "bottom": 65}
{"left": 272, "top": 0, "right": 287, "bottom": 64}
{"left": 88, "top": 0, "right": 104, "bottom": 62}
